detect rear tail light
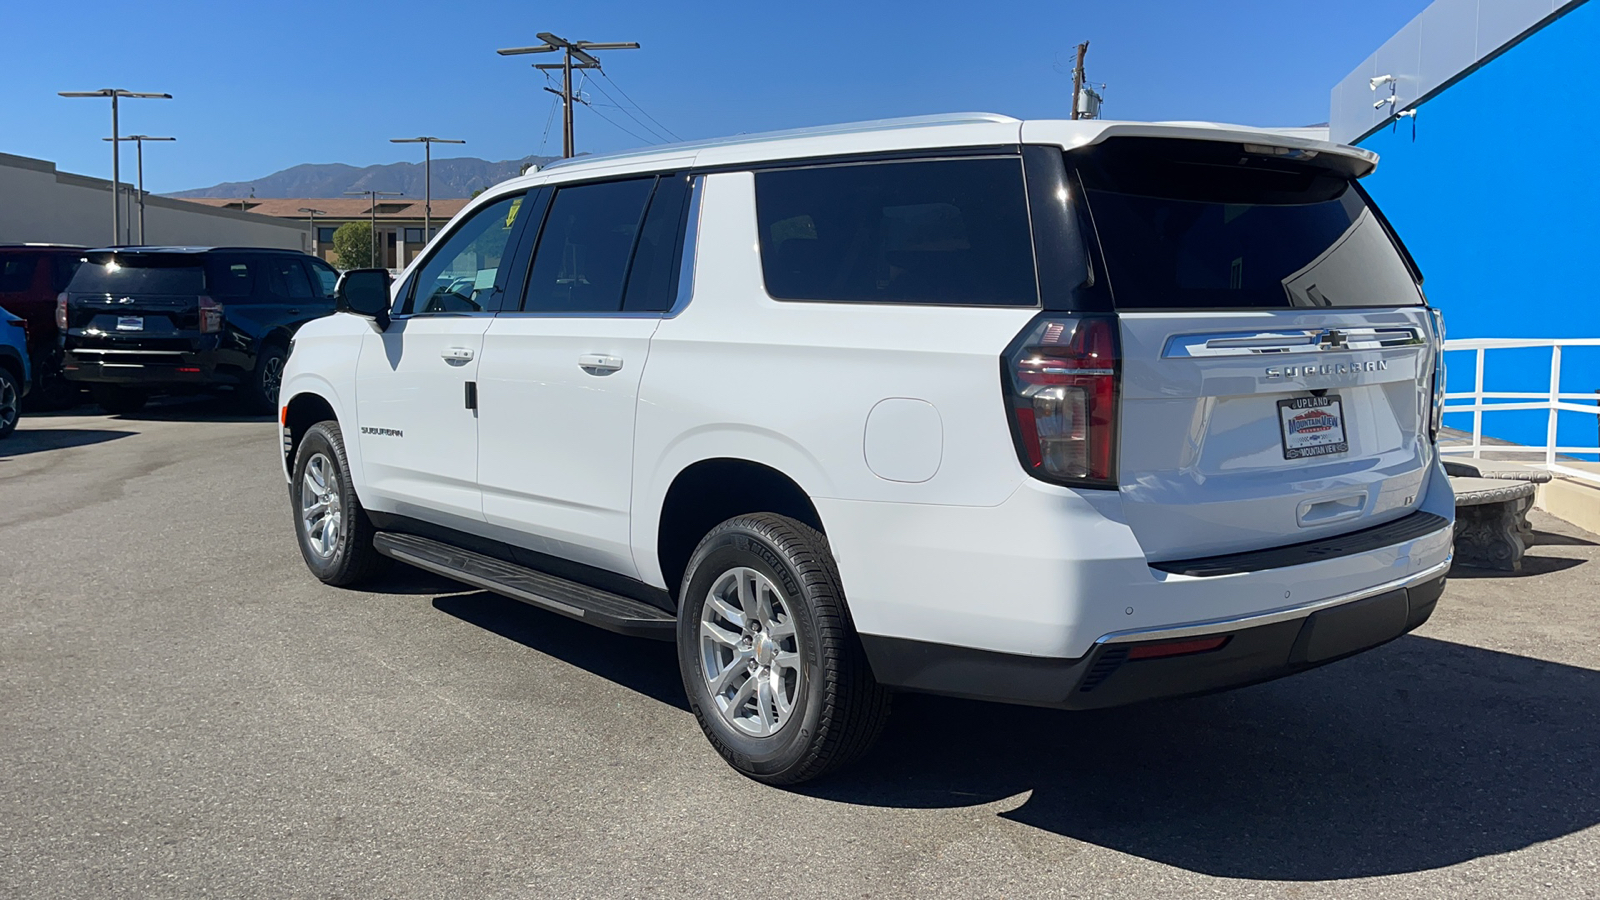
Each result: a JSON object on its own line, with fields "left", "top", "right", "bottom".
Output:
{"left": 55, "top": 292, "right": 68, "bottom": 330}
{"left": 1003, "top": 315, "right": 1120, "bottom": 488}
{"left": 198, "top": 295, "right": 224, "bottom": 334}
{"left": 1426, "top": 307, "right": 1446, "bottom": 441}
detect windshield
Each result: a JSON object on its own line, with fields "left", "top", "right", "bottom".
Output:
{"left": 71, "top": 254, "right": 206, "bottom": 295}
{"left": 1072, "top": 139, "right": 1422, "bottom": 310}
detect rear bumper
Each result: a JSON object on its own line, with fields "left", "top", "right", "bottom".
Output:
{"left": 861, "top": 560, "right": 1447, "bottom": 709}
{"left": 62, "top": 349, "right": 240, "bottom": 388}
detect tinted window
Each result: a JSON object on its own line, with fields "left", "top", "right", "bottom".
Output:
{"left": 623, "top": 174, "right": 690, "bottom": 313}
{"left": 1073, "top": 138, "right": 1423, "bottom": 309}
{"left": 0, "top": 256, "right": 35, "bottom": 293}
{"left": 755, "top": 158, "right": 1038, "bottom": 306}
{"left": 50, "top": 255, "right": 83, "bottom": 293}
{"left": 265, "top": 258, "right": 314, "bottom": 300}
{"left": 307, "top": 259, "right": 339, "bottom": 299}
{"left": 205, "top": 257, "right": 256, "bottom": 299}
{"left": 406, "top": 193, "right": 526, "bottom": 315}
{"left": 523, "top": 178, "right": 654, "bottom": 313}
{"left": 70, "top": 254, "right": 205, "bottom": 294}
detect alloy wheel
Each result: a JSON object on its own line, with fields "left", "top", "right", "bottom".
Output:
{"left": 0, "top": 378, "right": 17, "bottom": 429}
{"left": 299, "top": 452, "right": 343, "bottom": 559}
{"left": 699, "top": 567, "right": 803, "bottom": 737}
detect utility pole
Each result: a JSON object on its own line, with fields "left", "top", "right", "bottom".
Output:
{"left": 103, "top": 135, "right": 175, "bottom": 245}
{"left": 498, "top": 33, "right": 640, "bottom": 158}
{"left": 1070, "top": 42, "right": 1089, "bottom": 120}
{"left": 390, "top": 136, "right": 465, "bottom": 239}
{"left": 345, "top": 190, "right": 402, "bottom": 268}
{"left": 58, "top": 89, "right": 172, "bottom": 245}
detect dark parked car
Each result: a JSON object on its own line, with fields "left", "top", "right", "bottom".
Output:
{"left": 60, "top": 247, "right": 340, "bottom": 414}
{"left": 0, "top": 243, "right": 85, "bottom": 407}
{"left": 0, "top": 307, "right": 30, "bottom": 438}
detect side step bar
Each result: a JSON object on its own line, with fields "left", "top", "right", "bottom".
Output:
{"left": 372, "top": 532, "right": 677, "bottom": 640}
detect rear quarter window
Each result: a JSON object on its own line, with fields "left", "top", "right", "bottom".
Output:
{"left": 754, "top": 157, "right": 1038, "bottom": 307}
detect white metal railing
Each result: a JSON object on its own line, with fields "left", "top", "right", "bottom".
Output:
{"left": 1440, "top": 337, "right": 1600, "bottom": 485}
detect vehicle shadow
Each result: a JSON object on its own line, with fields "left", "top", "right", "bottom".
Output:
{"left": 0, "top": 428, "right": 131, "bottom": 458}
{"left": 807, "top": 634, "right": 1600, "bottom": 881}
{"left": 431, "top": 591, "right": 688, "bottom": 711}
{"left": 1449, "top": 553, "right": 1587, "bottom": 578}
{"left": 119, "top": 395, "right": 274, "bottom": 423}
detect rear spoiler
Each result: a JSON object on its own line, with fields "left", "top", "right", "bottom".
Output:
{"left": 1022, "top": 120, "right": 1379, "bottom": 179}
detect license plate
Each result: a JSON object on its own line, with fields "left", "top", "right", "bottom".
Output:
{"left": 1278, "top": 395, "right": 1349, "bottom": 460}
{"left": 115, "top": 316, "right": 144, "bottom": 332}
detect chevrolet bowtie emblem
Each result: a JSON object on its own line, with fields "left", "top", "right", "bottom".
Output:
{"left": 1320, "top": 328, "right": 1349, "bottom": 350}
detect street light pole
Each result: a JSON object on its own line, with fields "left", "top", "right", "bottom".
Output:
{"left": 103, "top": 135, "right": 175, "bottom": 245}
{"left": 297, "top": 207, "right": 327, "bottom": 256}
{"left": 344, "top": 190, "right": 402, "bottom": 268}
{"left": 59, "top": 89, "right": 172, "bottom": 245}
{"left": 498, "top": 34, "right": 639, "bottom": 158}
{"left": 390, "top": 136, "right": 465, "bottom": 240}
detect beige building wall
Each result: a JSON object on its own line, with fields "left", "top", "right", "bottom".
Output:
{"left": 0, "top": 152, "right": 308, "bottom": 250}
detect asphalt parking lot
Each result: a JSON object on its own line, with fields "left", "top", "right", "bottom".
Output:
{"left": 3, "top": 399, "right": 1598, "bottom": 899}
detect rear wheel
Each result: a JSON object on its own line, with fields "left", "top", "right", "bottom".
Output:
{"left": 677, "top": 513, "right": 890, "bottom": 785}
{"left": 27, "top": 356, "right": 80, "bottom": 411}
{"left": 0, "top": 367, "right": 21, "bottom": 439}
{"left": 244, "top": 343, "right": 288, "bottom": 414}
{"left": 92, "top": 384, "right": 148, "bottom": 416}
{"left": 291, "top": 420, "right": 388, "bottom": 586}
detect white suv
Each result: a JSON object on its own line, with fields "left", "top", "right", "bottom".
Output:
{"left": 279, "top": 113, "right": 1454, "bottom": 784}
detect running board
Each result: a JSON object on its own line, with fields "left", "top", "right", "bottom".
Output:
{"left": 372, "top": 532, "right": 676, "bottom": 640}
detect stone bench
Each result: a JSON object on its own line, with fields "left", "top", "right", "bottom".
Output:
{"left": 1449, "top": 476, "right": 1538, "bottom": 572}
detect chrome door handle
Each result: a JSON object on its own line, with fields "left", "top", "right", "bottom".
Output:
{"left": 578, "top": 354, "right": 623, "bottom": 374}
{"left": 441, "top": 347, "right": 475, "bottom": 362}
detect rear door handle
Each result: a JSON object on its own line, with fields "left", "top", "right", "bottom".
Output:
{"left": 578, "top": 354, "right": 623, "bottom": 374}
{"left": 287, "top": 308, "right": 301, "bottom": 315}
{"left": 441, "top": 347, "right": 475, "bottom": 362}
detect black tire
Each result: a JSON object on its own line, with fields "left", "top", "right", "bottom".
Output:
{"left": 92, "top": 384, "right": 149, "bottom": 416}
{"left": 676, "top": 513, "right": 891, "bottom": 785}
{"left": 0, "top": 366, "right": 21, "bottom": 439}
{"left": 290, "top": 420, "right": 389, "bottom": 586}
{"left": 244, "top": 342, "right": 288, "bottom": 415}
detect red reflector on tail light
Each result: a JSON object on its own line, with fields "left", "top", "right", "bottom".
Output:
{"left": 1127, "top": 636, "right": 1230, "bottom": 660}
{"left": 1002, "top": 315, "right": 1120, "bottom": 488}
{"left": 176, "top": 367, "right": 200, "bottom": 373}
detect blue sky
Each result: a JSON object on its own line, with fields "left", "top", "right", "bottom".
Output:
{"left": 2, "top": 0, "right": 1429, "bottom": 194}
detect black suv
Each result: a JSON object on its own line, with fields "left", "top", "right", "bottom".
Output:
{"left": 60, "top": 247, "right": 340, "bottom": 414}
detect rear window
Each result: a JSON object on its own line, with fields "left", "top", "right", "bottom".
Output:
{"left": 1073, "top": 138, "right": 1422, "bottom": 309}
{"left": 70, "top": 254, "right": 206, "bottom": 295}
{"left": 754, "top": 157, "right": 1038, "bottom": 307}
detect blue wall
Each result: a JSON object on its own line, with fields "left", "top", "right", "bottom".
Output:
{"left": 1357, "top": 0, "right": 1600, "bottom": 452}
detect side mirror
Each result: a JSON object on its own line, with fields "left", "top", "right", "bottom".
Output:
{"left": 334, "top": 268, "right": 392, "bottom": 328}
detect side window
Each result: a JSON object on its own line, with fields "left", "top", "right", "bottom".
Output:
{"left": 263, "top": 258, "right": 314, "bottom": 300}
{"left": 405, "top": 193, "right": 526, "bottom": 315}
{"left": 51, "top": 255, "right": 84, "bottom": 293}
{"left": 522, "top": 178, "right": 654, "bottom": 313}
{"left": 753, "top": 157, "right": 1038, "bottom": 306}
{"left": 622, "top": 174, "right": 690, "bottom": 313}
{"left": 0, "top": 256, "right": 36, "bottom": 293}
{"left": 305, "top": 258, "right": 339, "bottom": 300}
{"left": 206, "top": 256, "right": 257, "bottom": 300}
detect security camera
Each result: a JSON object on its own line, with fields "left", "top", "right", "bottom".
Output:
{"left": 1397, "top": 108, "right": 1417, "bottom": 118}
{"left": 1370, "top": 74, "right": 1396, "bottom": 90}
{"left": 1373, "top": 95, "right": 1398, "bottom": 110}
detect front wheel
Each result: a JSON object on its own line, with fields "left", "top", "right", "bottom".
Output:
{"left": 677, "top": 513, "right": 891, "bottom": 785}
{"left": 291, "top": 420, "right": 388, "bottom": 586}
{"left": 0, "top": 367, "right": 21, "bottom": 439}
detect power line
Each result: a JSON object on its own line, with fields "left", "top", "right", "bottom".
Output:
{"left": 586, "top": 101, "right": 660, "bottom": 146}
{"left": 594, "top": 69, "right": 681, "bottom": 142}
{"left": 582, "top": 75, "right": 674, "bottom": 144}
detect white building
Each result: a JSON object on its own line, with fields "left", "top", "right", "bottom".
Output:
{"left": 0, "top": 151, "right": 308, "bottom": 250}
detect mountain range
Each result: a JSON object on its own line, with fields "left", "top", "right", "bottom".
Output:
{"left": 164, "top": 155, "right": 561, "bottom": 199}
